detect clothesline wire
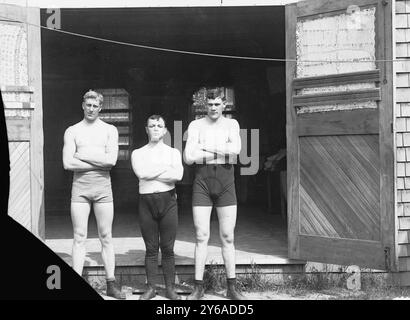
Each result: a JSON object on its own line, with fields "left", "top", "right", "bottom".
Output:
{"left": 0, "top": 15, "right": 407, "bottom": 63}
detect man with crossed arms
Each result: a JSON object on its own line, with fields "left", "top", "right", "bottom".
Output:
{"left": 131, "top": 115, "right": 183, "bottom": 300}
{"left": 184, "top": 88, "right": 244, "bottom": 300}
{"left": 63, "top": 90, "right": 125, "bottom": 299}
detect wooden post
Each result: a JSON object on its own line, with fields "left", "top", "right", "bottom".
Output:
{"left": 27, "top": 7, "right": 45, "bottom": 240}
{"left": 285, "top": 3, "right": 299, "bottom": 259}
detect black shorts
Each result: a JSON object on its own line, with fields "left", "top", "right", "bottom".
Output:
{"left": 192, "top": 164, "right": 237, "bottom": 207}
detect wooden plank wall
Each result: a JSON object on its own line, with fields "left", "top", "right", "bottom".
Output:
{"left": 395, "top": 0, "right": 410, "bottom": 286}
{"left": 1, "top": 5, "right": 44, "bottom": 239}
{"left": 8, "top": 142, "right": 31, "bottom": 230}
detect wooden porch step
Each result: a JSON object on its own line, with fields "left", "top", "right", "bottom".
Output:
{"left": 131, "top": 284, "right": 192, "bottom": 295}
{"left": 83, "top": 263, "right": 306, "bottom": 289}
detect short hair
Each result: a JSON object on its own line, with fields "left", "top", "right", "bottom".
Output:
{"left": 146, "top": 114, "right": 166, "bottom": 127}
{"left": 205, "top": 87, "right": 225, "bottom": 101}
{"left": 83, "top": 90, "right": 103, "bottom": 105}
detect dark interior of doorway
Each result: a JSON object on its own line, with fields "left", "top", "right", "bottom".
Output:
{"left": 41, "top": 6, "right": 287, "bottom": 245}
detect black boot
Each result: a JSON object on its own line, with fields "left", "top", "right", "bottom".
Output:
{"left": 139, "top": 285, "right": 156, "bottom": 300}
{"left": 165, "top": 284, "right": 181, "bottom": 300}
{"left": 186, "top": 280, "right": 205, "bottom": 300}
{"left": 226, "top": 278, "right": 245, "bottom": 300}
{"left": 106, "top": 278, "right": 126, "bottom": 300}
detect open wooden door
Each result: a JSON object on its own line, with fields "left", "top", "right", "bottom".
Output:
{"left": 286, "top": 0, "right": 395, "bottom": 270}
{"left": 0, "top": 4, "right": 44, "bottom": 239}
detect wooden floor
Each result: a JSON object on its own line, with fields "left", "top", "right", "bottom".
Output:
{"left": 45, "top": 206, "right": 304, "bottom": 266}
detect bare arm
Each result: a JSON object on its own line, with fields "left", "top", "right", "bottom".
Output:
{"left": 75, "top": 126, "right": 119, "bottom": 168}
{"left": 131, "top": 149, "right": 169, "bottom": 180}
{"left": 156, "top": 149, "right": 184, "bottom": 183}
{"left": 183, "top": 122, "right": 217, "bottom": 165}
{"left": 202, "top": 120, "right": 241, "bottom": 157}
{"left": 62, "top": 127, "right": 105, "bottom": 172}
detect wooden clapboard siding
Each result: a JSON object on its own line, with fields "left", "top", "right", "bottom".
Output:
{"left": 396, "top": 0, "right": 410, "bottom": 279}
{"left": 399, "top": 216, "right": 410, "bottom": 229}
{"left": 8, "top": 142, "right": 31, "bottom": 231}
{"left": 398, "top": 230, "right": 410, "bottom": 243}
{"left": 398, "top": 243, "right": 410, "bottom": 256}
{"left": 399, "top": 271, "right": 410, "bottom": 286}
{"left": 400, "top": 257, "right": 410, "bottom": 271}
{"left": 300, "top": 135, "right": 380, "bottom": 240}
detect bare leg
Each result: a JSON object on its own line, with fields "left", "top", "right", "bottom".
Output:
{"left": 186, "top": 206, "right": 212, "bottom": 300}
{"left": 94, "top": 202, "right": 126, "bottom": 299}
{"left": 216, "top": 205, "right": 237, "bottom": 279}
{"left": 216, "top": 205, "right": 244, "bottom": 300}
{"left": 94, "top": 202, "right": 115, "bottom": 279}
{"left": 71, "top": 202, "right": 91, "bottom": 275}
{"left": 192, "top": 206, "right": 213, "bottom": 280}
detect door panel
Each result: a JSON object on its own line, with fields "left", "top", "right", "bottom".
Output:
{"left": 8, "top": 141, "right": 31, "bottom": 231}
{"left": 286, "top": 0, "right": 395, "bottom": 270}
{"left": 0, "top": 4, "right": 44, "bottom": 239}
{"left": 300, "top": 135, "right": 380, "bottom": 240}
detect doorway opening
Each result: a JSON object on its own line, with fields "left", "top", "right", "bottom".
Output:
{"left": 41, "top": 6, "right": 294, "bottom": 266}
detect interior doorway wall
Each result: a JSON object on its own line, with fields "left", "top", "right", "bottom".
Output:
{"left": 41, "top": 6, "right": 287, "bottom": 232}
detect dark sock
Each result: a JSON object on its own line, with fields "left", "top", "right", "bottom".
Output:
{"left": 195, "top": 279, "right": 204, "bottom": 286}
{"left": 162, "top": 255, "right": 176, "bottom": 290}
{"left": 165, "top": 284, "right": 181, "bottom": 300}
{"left": 139, "top": 284, "right": 156, "bottom": 300}
{"left": 106, "top": 278, "right": 126, "bottom": 300}
{"left": 226, "top": 277, "right": 245, "bottom": 300}
{"left": 145, "top": 255, "right": 158, "bottom": 286}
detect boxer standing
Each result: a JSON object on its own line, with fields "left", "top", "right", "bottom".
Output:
{"left": 63, "top": 90, "right": 125, "bottom": 299}
{"left": 131, "top": 115, "right": 183, "bottom": 300}
{"left": 184, "top": 88, "right": 244, "bottom": 300}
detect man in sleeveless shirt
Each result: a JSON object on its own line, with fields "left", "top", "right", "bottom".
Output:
{"left": 62, "top": 90, "right": 125, "bottom": 299}
{"left": 184, "top": 87, "right": 244, "bottom": 300}
{"left": 131, "top": 115, "right": 184, "bottom": 300}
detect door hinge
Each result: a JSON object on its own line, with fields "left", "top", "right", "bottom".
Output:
{"left": 391, "top": 123, "right": 393, "bottom": 133}
{"left": 384, "top": 247, "right": 391, "bottom": 271}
